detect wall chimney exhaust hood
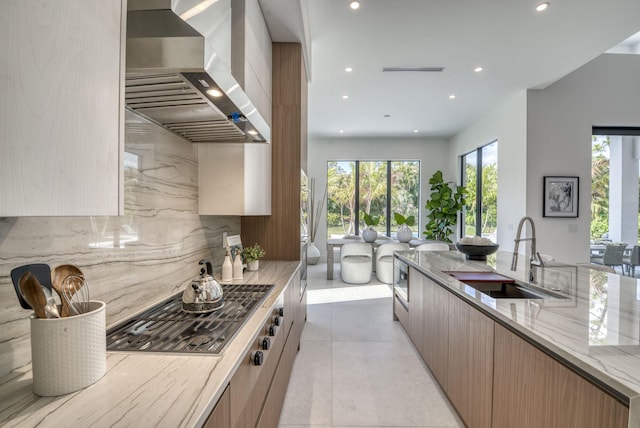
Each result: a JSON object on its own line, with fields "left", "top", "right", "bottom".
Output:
{"left": 125, "top": 0, "right": 269, "bottom": 143}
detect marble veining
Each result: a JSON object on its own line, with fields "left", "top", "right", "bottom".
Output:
{"left": 0, "top": 111, "right": 240, "bottom": 378}
{"left": 397, "top": 250, "right": 640, "bottom": 405}
{"left": 0, "top": 261, "right": 299, "bottom": 428}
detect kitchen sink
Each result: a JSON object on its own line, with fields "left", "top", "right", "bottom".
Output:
{"left": 462, "top": 281, "right": 568, "bottom": 299}
{"left": 444, "top": 271, "right": 567, "bottom": 300}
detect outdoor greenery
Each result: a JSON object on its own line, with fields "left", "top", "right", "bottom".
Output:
{"left": 591, "top": 136, "right": 610, "bottom": 239}
{"left": 464, "top": 162, "right": 498, "bottom": 237}
{"left": 423, "top": 170, "right": 467, "bottom": 242}
{"left": 326, "top": 161, "right": 419, "bottom": 237}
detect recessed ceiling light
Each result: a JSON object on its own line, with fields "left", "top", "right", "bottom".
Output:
{"left": 474, "top": 66, "right": 484, "bottom": 73}
{"left": 384, "top": 114, "right": 391, "bottom": 118}
{"left": 339, "top": 130, "right": 345, "bottom": 133}
{"left": 413, "top": 129, "right": 419, "bottom": 133}
{"left": 536, "top": 2, "right": 550, "bottom": 12}
{"left": 207, "top": 88, "right": 223, "bottom": 98}
{"left": 449, "top": 94, "right": 456, "bottom": 99}
{"left": 345, "top": 67, "right": 353, "bottom": 72}
{"left": 342, "top": 95, "right": 349, "bottom": 100}
{"left": 350, "top": 1, "right": 360, "bottom": 10}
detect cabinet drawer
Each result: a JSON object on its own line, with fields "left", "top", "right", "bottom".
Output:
{"left": 231, "top": 296, "right": 286, "bottom": 428}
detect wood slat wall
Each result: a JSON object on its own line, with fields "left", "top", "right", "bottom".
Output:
{"left": 241, "top": 43, "right": 307, "bottom": 260}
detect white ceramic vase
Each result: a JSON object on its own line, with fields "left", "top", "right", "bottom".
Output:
{"left": 362, "top": 226, "right": 378, "bottom": 243}
{"left": 247, "top": 260, "right": 260, "bottom": 271}
{"left": 307, "top": 241, "right": 320, "bottom": 265}
{"left": 396, "top": 224, "right": 413, "bottom": 243}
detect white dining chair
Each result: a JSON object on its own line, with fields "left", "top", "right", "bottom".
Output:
{"left": 375, "top": 242, "right": 410, "bottom": 284}
{"left": 340, "top": 242, "right": 373, "bottom": 284}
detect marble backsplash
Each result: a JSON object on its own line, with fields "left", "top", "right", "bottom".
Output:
{"left": 0, "top": 111, "right": 239, "bottom": 377}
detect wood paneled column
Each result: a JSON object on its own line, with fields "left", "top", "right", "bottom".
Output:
{"left": 241, "top": 43, "right": 307, "bottom": 260}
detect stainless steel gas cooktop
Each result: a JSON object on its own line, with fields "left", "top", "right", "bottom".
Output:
{"left": 106, "top": 283, "right": 274, "bottom": 354}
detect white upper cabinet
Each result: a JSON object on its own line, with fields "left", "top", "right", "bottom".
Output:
{"left": 0, "top": 0, "right": 125, "bottom": 216}
{"left": 198, "top": 143, "right": 271, "bottom": 215}
{"left": 231, "top": 0, "right": 272, "bottom": 126}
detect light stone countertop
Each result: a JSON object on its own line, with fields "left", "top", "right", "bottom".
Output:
{"left": 397, "top": 250, "right": 640, "bottom": 425}
{"left": 0, "top": 261, "right": 300, "bottom": 428}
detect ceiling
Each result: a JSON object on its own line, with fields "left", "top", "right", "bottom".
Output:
{"left": 259, "top": 0, "right": 640, "bottom": 140}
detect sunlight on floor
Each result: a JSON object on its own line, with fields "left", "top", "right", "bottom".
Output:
{"left": 307, "top": 283, "right": 392, "bottom": 305}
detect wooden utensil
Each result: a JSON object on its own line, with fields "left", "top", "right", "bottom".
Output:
{"left": 51, "top": 264, "right": 84, "bottom": 317}
{"left": 19, "top": 272, "right": 47, "bottom": 319}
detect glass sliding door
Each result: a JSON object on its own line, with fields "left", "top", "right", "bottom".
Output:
{"left": 481, "top": 142, "right": 498, "bottom": 240}
{"left": 463, "top": 151, "right": 478, "bottom": 237}
{"left": 359, "top": 161, "right": 388, "bottom": 233}
{"left": 327, "top": 160, "right": 420, "bottom": 238}
{"left": 327, "top": 161, "right": 356, "bottom": 237}
{"left": 461, "top": 141, "right": 498, "bottom": 240}
{"left": 390, "top": 161, "right": 420, "bottom": 237}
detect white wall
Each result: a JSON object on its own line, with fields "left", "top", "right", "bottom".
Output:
{"left": 449, "top": 91, "right": 528, "bottom": 251}
{"left": 307, "top": 137, "right": 449, "bottom": 260}
{"left": 526, "top": 53, "right": 640, "bottom": 263}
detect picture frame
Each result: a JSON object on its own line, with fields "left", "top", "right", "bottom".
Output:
{"left": 225, "top": 234, "right": 243, "bottom": 261}
{"left": 543, "top": 176, "right": 579, "bottom": 218}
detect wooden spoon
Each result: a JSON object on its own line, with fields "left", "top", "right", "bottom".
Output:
{"left": 19, "top": 272, "right": 47, "bottom": 319}
{"left": 51, "top": 264, "right": 84, "bottom": 317}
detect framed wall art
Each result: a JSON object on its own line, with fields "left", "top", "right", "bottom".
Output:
{"left": 543, "top": 176, "right": 579, "bottom": 218}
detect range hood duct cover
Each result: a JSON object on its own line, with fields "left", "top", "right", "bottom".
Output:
{"left": 125, "top": 2, "right": 269, "bottom": 144}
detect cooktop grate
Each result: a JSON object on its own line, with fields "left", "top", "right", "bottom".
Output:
{"left": 106, "top": 283, "right": 274, "bottom": 354}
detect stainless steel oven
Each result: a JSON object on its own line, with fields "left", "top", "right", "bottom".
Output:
{"left": 393, "top": 256, "right": 409, "bottom": 309}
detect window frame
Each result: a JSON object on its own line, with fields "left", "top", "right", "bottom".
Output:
{"left": 327, "top": 160, "right": 420, "bottom": 238}
{"left": 460, "top": 141, "right": 498, "bottom": 238}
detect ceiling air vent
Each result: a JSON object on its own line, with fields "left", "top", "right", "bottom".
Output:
{"left": 382, "top": 67, "right": 445, "bottom": 72}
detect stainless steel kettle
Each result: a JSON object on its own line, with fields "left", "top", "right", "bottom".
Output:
{"left": 182, "top": 259, "right": 224, "bottom": 313}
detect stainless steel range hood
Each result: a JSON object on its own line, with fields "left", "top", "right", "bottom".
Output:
{"left": 125, "top": 0, "right": 269, "bottom": 143}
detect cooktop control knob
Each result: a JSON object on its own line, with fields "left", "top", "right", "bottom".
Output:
{"left": 262, "top": 337, "right": 271, "bottom": 350}
{"left": 269, "top": 324, "right": 276, "bottom": 336}
{"left": 274, "top": 315, "right": 280, "bottom": 326}
{"left": 279, "top": 307, "right": 284, "bottom": 317}
{"left": 253, "top": 351, "right": 264, "bottom": 366}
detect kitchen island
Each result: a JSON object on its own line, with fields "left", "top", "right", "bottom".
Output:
{"left": 394, "top": 250, "right": 640, "bottom": 428}
{"left": 0, "top": 261, "right": 303, "bottom": 427}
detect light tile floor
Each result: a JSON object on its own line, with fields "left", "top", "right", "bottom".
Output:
{"left": 278, "top": 263, "right": 464, "bottom": 428}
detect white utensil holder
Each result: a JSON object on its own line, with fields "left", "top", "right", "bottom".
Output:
{"left": 30, "top": 301, "right": 107, "bottom": 396}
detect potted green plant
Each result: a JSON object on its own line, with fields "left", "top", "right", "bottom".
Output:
{"left": 423, "top": 170, "right": 467, "bottom": 243}
{"left": 242, "top": 243, "right": 266, "bottom": 271}
{"left": 362, "top": 212, "right": 380, "bottom": 243}
{"left": 394, "top": 213, "right": 416, "bottom": 243}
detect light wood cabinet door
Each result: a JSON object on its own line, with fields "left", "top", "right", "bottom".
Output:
{"left": 407, "top": 267, "right": 424, "bottom": 351}
{"left": 447, "top": 296, "right": 494, "bottom": 428}
{"left": 421, "top": 277, "right": 449, "bottom": 389}
{"left": 492, "top": 324, "right": 629, "bottom": 428}
{"left": 203, "top": 385, "right": 231, "bottom": 428}
{"left": 1, "top": 0, "right": 124, "bottom": 216}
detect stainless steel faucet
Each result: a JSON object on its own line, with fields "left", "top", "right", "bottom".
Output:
{"left": 510, "top": 216, "right": 543, "bottom": 283}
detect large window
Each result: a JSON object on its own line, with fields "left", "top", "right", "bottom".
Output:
{"left": 461, "top": 141, "right": 498, "bottom": 240}
{"left": 327, "top": 160, "right": 420, "bottom": 238}
{"left": 590, "top": 127, "right": 640, "bottom": 245}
